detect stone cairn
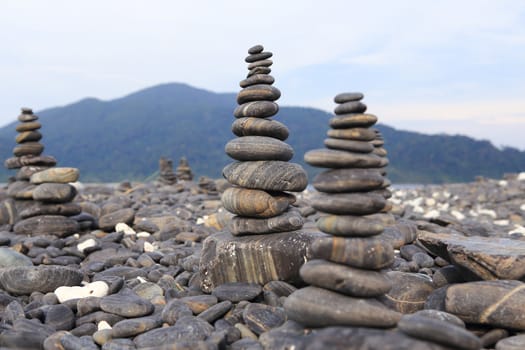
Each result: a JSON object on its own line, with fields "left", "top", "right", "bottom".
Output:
{"left": 175, "top": 156, "right": 193, "bottom": 181}
{"left": 2, "top": 108, "right": 81, "bottom": 237}
{"left": 158, "top": 157, "right": 177, "bottom": 185}
{"left": 284, "top": 93, "right": 401, "bottom": 328}
{"left": 221, "top": 44, "right": 308, "bottom": 236}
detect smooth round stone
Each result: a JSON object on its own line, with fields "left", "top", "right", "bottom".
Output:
{"left": 380, "top": 271, "right": 434, "bottom": 313}
{"left": 30, "top": 167, "right": 80, "bottom": 184}
{"left": 100, "top": 293, "right": 154, "bottom": 317}
{"left": 223, "top": 161, "right": 308, "bottom": 192}
{"left": 304, "top": 149, "right": 386, "bottom": 168}
{"left": 7, "top": 180, "right": 35, "bottom": 199}
{"left": 496, "top": 335, "right": 525, "bottom": 350}
{"left": 334, "top": 92, "right": 364, "bottom": 103}
{"left": 327, "top": 128, "right": 376, "bottom": 141}
{"left": 324, "top": 137, "right": 374, "bottom": 153}
{"left": 240, "top": 74, "right": 275, "bottom": 88}
{"left": 18, "top": 111, "right": 38, "bottom": 122}
{"left": 212, "top": 282, "right": 262, "bottom": 302}
{"left": 248, "top": 45, "right": 264, "bottom": 54}
{"left": 13, "top": 142, "right": 44, "bottom": 157}
{"left": 313, "top": 168, "right": 384, "bottom": 192}
{"left": 232, "top": 117, "right": 289, "bottom": 141}
{"left": 413, "top": 309, "right": 465, "bottom": 328}
{"left": 242, "top": 303, "right": 286, "bottom": 335}
{"left": 482, "top": 329, "right": 509, "bottom": 348}
{"left": 248, "top": 59, "right": 273, "bottom": 70}
{"left": 112, "top": 316, "right": 161, "bottom": 338}
{"left": 330, "top": 113, "right": 378, "bottom": 128}
{"left": 248, "top": 66, "right": 271, "bottom": 77}
{"left": 300, "top": 259, "right": 392, "bottom": 297}
{"left": 15, "top": 130, "right": 42, "bottom": 143}
{"left": 316, "top": 215, "right": 384, "bottom": 237}
{"left": 4, "top": 155, "right": 57, "bottom": 169}
{"left": 19, "top": 202, "right": 82, "bottom": 219}
{"left": 0, "top": 266, "right": 83, "bottom": 294}
{"left": 229, "top": 210, "right": 304, "bottom": 235}
{"left": 398, "top": 314, "right": 481, "bottom": 350}
{"left": 225, "top": 136, "right": 294, "bottom": 161}
{"left": 234, "top": 101, "right": 279, "bottom": 118}
{"left": 311, "top": 192, "right": 386, "bottom": 215}
{"left": 13, "top": 215, "right": 80, "bottom": 237}
{"left": 180, "top": 295, "right": 218, "bottom": 314}
{"left": 15, "top": 121, "right": 41, "bottom": 132}
{"left": 222, "top": 187, "right": 294, "bottom": 218}
{"left": 312, "top": 236, "right": 394, "bottom": 269}
{"left": 32, "top": 183, "right": 77, "bottom": 203}
{"left": 98, "top": 208, "right": 135, "bottom": 232}
{"left": 197, "top": 300, "right": 232, "bottom": 323}
{"left": 15, "top": 165, "right": 50, "bottom": 180}
{"left": 433, "top": 266, "right": 465, "bottom": 288}
{"left": 284, "top": 286, "right": 401, "bottom": 328}
{"left": 133, "top": 282, "right": 163, "bottom": 301}
{"left": 44, "top": 304, "right": 76, "bottom": 331}
{"left": 0, "top": 247, "right": 33, "bottom": 268}
{"left": 161, "top": 299, "right": 193, "bottom": 324}
{"left": 245, "top": 51, "right": 272, "bottom": 62}
{"left": 134, "top": 316, "right": 213, "bottom": 347}
{"left": 334, "top": 101, "right": 367, "bottom": 115}
{"left": 237, "top": 85, "right": 281, "bottom": 104}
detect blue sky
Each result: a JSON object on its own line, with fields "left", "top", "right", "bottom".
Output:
{"left": 1, "top": 0, "right": 524, "bottom": 149}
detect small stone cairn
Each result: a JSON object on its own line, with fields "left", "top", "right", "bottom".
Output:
{"left": 284, "top": 93, "right": 401, "bottom": 328}
{"left": 2, "top": 108, "right": 80, "bottom": 237}
{"left": 158, "top": 157, "right": 177, "bottom": 185}
{"left": 175, "top": 156, "right": 193, "bottom": 181}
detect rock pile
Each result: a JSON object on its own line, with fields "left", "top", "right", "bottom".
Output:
{"left": 158, "top": 157, "right": 177, "bottom": 185}
{"left": 175, "top": 157, "right": 193, "bottom": 181}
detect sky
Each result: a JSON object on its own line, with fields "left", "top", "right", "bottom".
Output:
{"left": 1, "top": 0, "right": 524, "bottom": 149}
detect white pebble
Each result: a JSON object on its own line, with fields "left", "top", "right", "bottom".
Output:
{"left": 494, "top": 220, "right": 509, "bottom": 226}
{"left": 98, "top": 320, "right": 112, "bottom": 330}
{"left": 55, "top": 281, "right": 109, "bottom": 303}
{"left": 477, "top": 209, "right": 497, "bottom": 218}
{"left": 115, "top": 223, "right": 136, "bottom": 235}
{"left": 509, "top": 225, "right": 525, "bottom": 235}
{"left": 438, "top": 202, "right": 450, "bottom": 211}
{"left": 443, "top": 191, "right": 451, "bottom": 198}
{"left": 137, "top": 231, "right": 151, "bottom": 238}
{"left": 498, "top": 180, "right": 508, "bottom": 187}
{"left": 412, "top": 206, "right": 424, "bottom": 214}
{"left": 144, "top": 241, "right": 155, "bottom": 252}
{"left": 518, "top": 172, "right": 525, "bottom": 181}
{"left": 196, "top": 217, "right": 205, "bottom": 225}
{"left": 137, "top": 276, "right": 148, "bottom": 283}
{"left": 520, "top": 204, "right": 525, "bottom": 211}
{"left": 424, "top": 198, "right": 436, "bottom": 207}
{"left": 451, "top": 210, "right": 465, "bottom": 220}
{"left": 423, "top": 210, "right": 440, "bottom": 219}
{"left": 77, "top": 238, "right": 97, "bottom": 253}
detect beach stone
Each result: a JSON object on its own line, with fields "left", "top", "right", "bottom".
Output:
{"left": 398, "top": 314, "right": 481, "bottom": 350}
{"left": 0, "top": 265, "right": 83, "bottom": 294}
{"left": 245, "top": 52, "right": 272, "bottom": 63}
{"left": 433, "top": 265, "right": 465, "bottom": 288}
{"left": 311, "top": 192, "right": 386, "bottom": 215}
{"left": 413, "top": 309, "right": 465, "bottom": 328}
{"left": 18, "top": 110, "right": 38, "bottom": 122}
{"left": 4, "top": 155, "right": 57, "bottom": 169}
{"left": 242, "top": 303, "right": 286, "bottom": 335}
{"left": 16, "top": 165, "right": 50, "bottom": 180}
{"left": 312, "top": 236, "right": 393, "bottom": 269}
{"left": 234, "top": 101, "right": 279, "bottom": 118}
{"left": 19, "top": 202, "right": 82, "bottom": 219}
{"left": 300, "top": 259, "right": 392, "bottom": 297}
{"left": 32, "top": 183, "right": 77, "bottom": 203}
{"left": 200, "top": 230, "right": 322, "bottom": 292}
{"left": 133, "top": 316, "right": 213, "bottom": 347}
{"left": 305, "top": 149, "right": 385, "bottom": 168}
{"left": 284, "top": 286, "right": 401, "bottom": 327}
{"left": 30, "top": 167, "right": 80, "bottom": 184}
{"left": 98, "top": 208, "right": 135, "bottom": 232}
{"left": 0, "top": 198, "right": 17, "bottom": 225}
{"left": 223, "top": 161, "right": 308, "bottom": 192}
{"left": 239, "top": 74, "right": 275, "bottom": 88}
{"left": 313, "top": 168, "right": 384, "bottom": 193}
{"left": 161, "top": 299, "right": 193, "bottom": 324}
{"left": 13, "top": 142, "right": 44, "bottom": 157}
{"left": 317, "top": 215, "right": 384, "bottom": 236}
{"left": 327, "top": 127, "right": 376, "bottom": 141}
{"left": 248, "top": 45, "right": 264, "bottom": 54}
{"left": 445, "top": 280, "right": 525, "bottom": 330}
{"left": 197, "top": 300, "right": 232, "bottom": 323}
{"left": 248, "top": 59, "right": 273, "bottom": 69}
{"left": 7, "top": 180, "right": 36, "bottom": 199}
{"left": 481, "top": 329, "right": 509, "bottom": 348}
{"left": 225, "top": 136, "right": 294, "bottom": 161}
{"left": 14, "top": 215, "right": 79, "bottom": 237}
{"left": 112, "top": 316, "right": 162, "bottom": 338}
{"left": 248, "top": 66, "right": 271, "bottom": 77}
{"left": 418, "top": 232, "right": 525, "bottom": 280}
{"left": 44, "top": 304, "right": 76, "bottom": 331}
{"left": 380, "top": 271, "right": 435, "bottom": 313}
{"left": 55, "top": 281, "right": 109, "bottom": 303}
{"left": 100, "top": 293, "right": 154, "bottom": 317}
{"left": 237, "top": 85, "right": 281, "bottom": 104}
{"left": 232, "top": 117, "right": 289, "bottom": 141}
{"left": 16, "top": 130, "right": 42, "bottom": 143}
{"left": 179, "top": 295, "right": 218, "bottom": 314}
{"left": 228, "top": 210, "right": 304, "bottom": 235}
{"left": 212, "top": 282, "right": 262, "bottom": 302}
{"left": 496, "top": 335, "right": 525, "bottom": 350}
{"left": 334, "top": 101, "right": 367, "bottom": 114}
{"left": 0, "top": 247, "right": 33, "bottom": 268}
{"left": 324, "top": 137, "right": 375, "bottom": 153}
{"left": 16, "top": 121, "right": 41, "bottom": 132}
{"left": 334, "top": 92, "right": 364, "bottom": 103}
{"left": 330, "top": 113, "right": 378, "bottom": 128}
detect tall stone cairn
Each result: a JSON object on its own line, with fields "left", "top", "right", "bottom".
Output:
{"left": 158, "top": 157, "right": 177, "bottom": 185}
{"left": 284, "top": 93, "right": 401, "bottom": 328}
{"left": 221, "top": 44, "right": 308, "bottom": 235}
{"left": 2, "top": 108, "right": 80, "bottom": 237}
{"left": 175, "top": 156, "right": 193, "bottom": 181}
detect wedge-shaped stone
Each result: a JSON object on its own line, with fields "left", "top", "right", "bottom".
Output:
{"left": 229, "top": 210, "right": 304, "bottom": 235}
{"left": 317, "top": 214, "right": 384, "bottom": 236}
{"left": 234, "top": 101, "right": 279, "bottom": 118}
{"left": 232, "top": 117, "right": 289, "bottom": 141}
{"left": 32, "top": 183, "right": 77, "bottom": 203}
{"left": 330, "top": 113, "right": 378, "bottom": 128}
{"left": 222, "top": 187, "right": 294, "bottom": 218}
{"left": 237, "top": 84, "right": 281, "bottom": 104}
{"left": 311, "top": 192, "right": 386, "bottom": 215}
{"left": 327, "top": 128, "right": 376, "bottom": 141}
{"left": 13, "top": 142, "right": 44, "bottom": 157}
{"left": 30, "top": 167, "right": 80, "bottom": 184}
{"left": 0, "top": 266, "right": 83, "bottom": 294}
{"left": 13, "top": 215, "right": 79, "bottom": 237}
{"left": 305, "top": 149, "right": 386, "bottom": 168}
{"left": 312, "top": 236, "right": 393, "bottom": 269}
{"left": 223, "top": 161, "right": 308, "bottom": 192}
{"left": 225, "top": 136, "right": 293, "bottom": 161}
{"left": 324, "top": 137, "right": 374, "bottom": 153}
{"left": 313, "top": 168, "right": 384, "bottom": 192}
{"left": 284, "top": 286, "right": 401, "bottom": 328}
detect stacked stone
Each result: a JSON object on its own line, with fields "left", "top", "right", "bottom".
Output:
{"left": 158, "top": 157, "right": 177, "bottom": 185}
{"left": 372, "top": 130, "right": 392, "bottom": 201}
{"left": 284, "top": 93, "right": 400, "bottom": 328}
{"left": 175, "top": 157, "right": 193, "bottom": 181}
{"left": 221, "top": 45, "right": 308, "bottom": 236}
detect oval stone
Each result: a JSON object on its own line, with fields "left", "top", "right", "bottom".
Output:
{"left": 311, "top": 192, "right": 386, "bottom": 215}
{"left": 212, "top": 282, "right": 262, "bottom": 302}
{"left": 248, "top": 66, "right": 271, "bottom": 77}
{"left": 223, "top": 161, "right": 308, "bottom": 192}
{"left": 248, "top": 45, "right": 264, "bottom": 54}
{"left": 0, "top": 266, "right": 83, "bottom": 294}
{"left": 232, "top": 117, "right": 289, "bottom": 141}
{"left": 245, "top": 51, "right": 272, "bottom": 62}
{"left": 330, "top": 113, "right": 378, "bottom": 128}
{"left": 234, "top": 101, "right": 279, "bottom": 118}
{"left": 324, "top": 138, "right": 375, "bottom": 153}
{"left": 327, "top": 128, "right": 376, "bottom": 141}
{"left": 247, "top": 59, "right": 273, "bottom": 69}
{"left": 98, "top": 208, "right": 135, "bottom": 232}
{"left": 100, "top": 293, "right": 154, "bottom": 318}
{"left": 313, "top": 168, "right": 384, "bottom": 192}
{"left": 242, "top": 303, "right": 286, "bottom": 335}
{"left": 15, "top": 165, "right": 50, "bottom": 180}
{"left": 18, "top": 110, "right": 38, "bottom": 122}
{"left": 15, "top": 130, "right": 42, "bottom": 143}
{"left": 4, "top": 155, "right": 57, "bottom": 169}
{"left": 222, "top": 187, "right": 294, "bottom": 218}
{"left": 225, "top": 136, "right": 293, "bottom": 161}
{"left": 380, "top": 271, "right": 435, "bottom": 313}
{"left": 317, "top": 215, "right": 384, "bottom": 236}
{"left": 32, "top": 183, "right": 77, "bottom": 203}
{"left": 240, "top": 74, "right": 275, "bottom": 88}
{"left": 496, "top": 335, "right": 525, "bottom": 350}
{"left": 13, "top": 215, "right": 79, "bottom": 237}
{"left": 15, "top": 121, "right": 41, "bottom": 132}
{"left": 229, "top": 210, "right": 304, "bottom": 235}
{"left": 13, "top": 142, "right": 44, "bottom": 157}
{"left": 312, "top": 236, "right": 394, "bottom": 269}
{"left": 305, "top": 149, "right": 385, "bottom": 168}
{"left": 334, "top": 101, "right": 367, "bottom": 115}
{"left": 112, "top": 316, "right": 161, "bottom": 338}
{"left": 300, "top": 259, "right": 392, "bottom": 297}
{"left": 237, "top": 85, "right": 281, "bottom": 104}
{"left": 30, "top": 167, "right": 80, "bottom": 184}
{"left": 19, "top": 202, "right": 82, "bottom": 219}
{"left": 334, "top": 92, "right": 364, "bottom": 103}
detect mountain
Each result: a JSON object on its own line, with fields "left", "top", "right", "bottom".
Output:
{"left": 1, "top": 83, "right": 524, "bottom": 184}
